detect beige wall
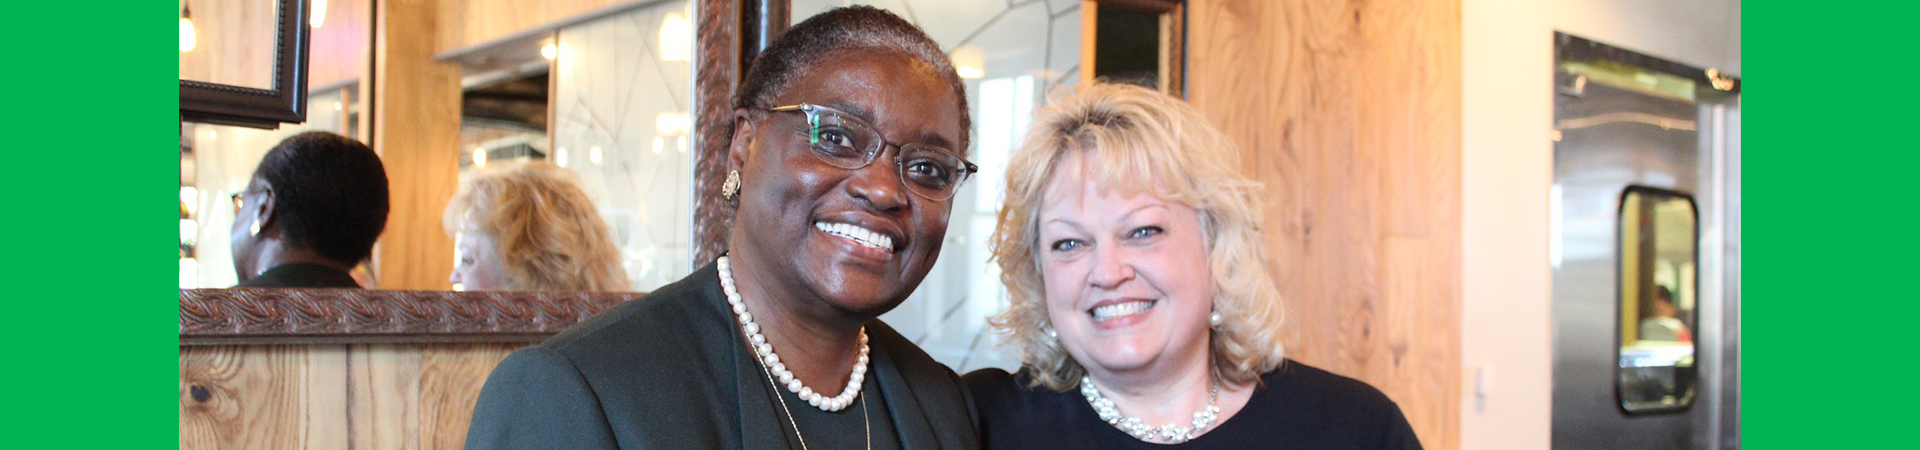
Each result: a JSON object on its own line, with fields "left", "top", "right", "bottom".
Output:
{"left": 1187, "top": 1, "right": 1463, "bottom": 449}
{"left": 1459, "top": 0, "right": 1739, "bottom": 448}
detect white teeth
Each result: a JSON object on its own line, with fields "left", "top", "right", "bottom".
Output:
{"left": 1090, "top": 300, "right": 1155, "bottom": 321}
{"left": 814, "top": 221, "right": 894, "bottom": 251}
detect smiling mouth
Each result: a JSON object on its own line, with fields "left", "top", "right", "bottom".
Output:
{"left": 814, "top": 221, "right": 896, "bottom": 252}
{"left": 1089, "top": 299, "right": 1157, "bottom": 322}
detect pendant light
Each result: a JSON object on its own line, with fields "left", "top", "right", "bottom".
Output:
{"left": 311, "top": 0, "right": 328, "bottom": 28}
{"left": 179, "top": 2, "right": 197, "bottom": 53}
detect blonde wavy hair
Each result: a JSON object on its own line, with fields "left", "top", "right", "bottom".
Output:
{"left": 989, "top": 82, "right": 1287, "bottom": 391}
{"left": 443, "top": 161, "right": 630, "bottom": 292}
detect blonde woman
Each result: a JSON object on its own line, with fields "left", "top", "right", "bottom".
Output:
{"left": 443, "top": 161, "right": 629, "bottom": 292}
{"left": 965, "top": 83, "right": 1421, "bottom": 449}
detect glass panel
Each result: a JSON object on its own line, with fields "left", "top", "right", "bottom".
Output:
{"left": 549, "top": 0, "right": 697, "bottom": 291}
{"left": 790, "top": 0, "right": 1084, "bottom": 372}
{"left": 1616, "top": 187, "right": 1699, "bottom": 412}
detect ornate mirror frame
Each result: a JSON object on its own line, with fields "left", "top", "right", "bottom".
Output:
{"left": 179, "top": 0, "right": 311, "bottom": 129}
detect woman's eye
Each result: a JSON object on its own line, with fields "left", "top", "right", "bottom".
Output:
{"left": 813, "top": 128, "right": 862, "bottom": 157}
{"left": 904, "top": 160, "right": 952, "bottom": 186}
{"left": 1049, "top": 239, "right": 1085, "bottom": 252}
{"left": 1127, "top": 226, "right": 1164, "bottom": 239}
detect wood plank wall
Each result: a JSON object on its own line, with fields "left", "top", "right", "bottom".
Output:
{"left": 180, "top": 344, "right": 521, "bottom": 449}
{"left": 1184, "top": 1, "right": 1462, "bottom": 449}
{"left": 372, "top": 0, "right": 464, "bottom": 290}
{"left": 179, "top": 0, "right": 278, "bottom": 89}
{"left": 433, "top": 0, "right": 636, "bottom": 53}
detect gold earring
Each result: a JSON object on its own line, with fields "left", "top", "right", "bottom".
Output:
{"left": 721, "top": 170, "right": 742, "bottom": 201}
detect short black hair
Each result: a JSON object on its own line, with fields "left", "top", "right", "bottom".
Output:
{"left": 734, "top": 5, "right": 972, "bottom": 151}
{"left": 254, "top": 131, "right": 390, "bottom": 264}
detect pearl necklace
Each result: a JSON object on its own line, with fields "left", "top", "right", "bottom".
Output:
{"left": 718, "top": 256, "right": 870, "bottom": 412}
{"left": 1080, "top": 375, "right": 1221, "bottom": 444}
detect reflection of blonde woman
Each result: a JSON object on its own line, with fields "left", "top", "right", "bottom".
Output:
{"left": 442, "top": 161, "right": 629, "bottom": 292}
{"left": 966, "top": 83, "right": 1420, "bottom": 449}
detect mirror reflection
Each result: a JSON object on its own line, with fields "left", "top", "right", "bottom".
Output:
{"left": 181, "top": 1, "right": 695, "bottom": 292}
{"left": 1617, "top": 187, "right": 1698, "bottom": 412}
{"left": 178, "top": 0, "right": 281, "bottom": 90}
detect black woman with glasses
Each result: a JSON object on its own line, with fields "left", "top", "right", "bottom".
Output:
{"left": 466, "top": 6, "right": 980, "bottom": 450}
{"left": 228, "top": 131, "right": 388, "bottom": 288}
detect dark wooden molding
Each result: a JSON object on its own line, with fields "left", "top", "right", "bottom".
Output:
{"left": 179, "top": 288, "right": 635, "bottom": 345}
{"left": 694, "top": 0, "right": 747, "bottom": 264}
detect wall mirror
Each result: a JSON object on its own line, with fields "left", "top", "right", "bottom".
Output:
{"left": 1616, "top": 186, "right": 1699, "bottom": 413}
{"left": 179, "top": 0, "right": 311, "bottom": 128}
{"left": 180, "top": 0, "right": 371, "bottom": 289}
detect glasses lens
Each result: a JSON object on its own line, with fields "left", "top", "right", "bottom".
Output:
{"left": 899, "top": 145, "right": 969, "bottom": 200}
{"left": 804, "top": 110, "right": 880, "bottom": 169}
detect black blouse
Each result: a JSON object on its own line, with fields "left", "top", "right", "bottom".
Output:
{"left": 964, "top": 361, "right": 1422, "bottom": 450}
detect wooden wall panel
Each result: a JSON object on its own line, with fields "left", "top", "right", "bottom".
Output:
{"left": 180, "top": 344, "right": 523, "bottom": 450}
{"left": 419, "top": 344, "right": 523, "bottom": 450}
{"left": 179, "top": 0, "right": 278, "bottom": 89}
{"left": 1185, "top": 0, "right": 1462, "bottom": 449}
{"left": 372, "top": 0, "right": 464, "bottom": 290}
{"left": 309, "top": 0, "right": 374, "bottom": 89}
{"left": 180, "top": 345, "right": 349, "bottom": 450}
{"left": 434, "top": 0, "right": 637, "bottom": 53}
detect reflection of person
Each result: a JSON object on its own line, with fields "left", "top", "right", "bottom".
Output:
{"left": 465, "top": 7, "right": 980, "bottom": 449}
{"left": 1638, "top": 286, "right": 1692, "bottom": 342}
{"left": 965, "top": 83, "right": 1421, "bottom": 449}
{"left": 229, "top": 131, "right": 389, "bottom": 288}
{"left": 442, "top": 161, "right": 629, "bottom": 292}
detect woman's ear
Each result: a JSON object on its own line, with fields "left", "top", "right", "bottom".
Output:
{"left": 727, "top": 108, "right": 756, "bottom": 173}
{"left": 254, "top": 185, "right": 279, "bottom": 235}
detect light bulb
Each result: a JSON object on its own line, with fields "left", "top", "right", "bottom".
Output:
{"left": 659, "top": 12, "right": 693, "bottom": 62}
{"left": 472, "top": 147, "right": 487, "bottom": 168}
{"left": 179, "top": 17, "right": 197, "bottom": 53}
{"left": 311, "top": 0, "right": 328, "bottom": 28}
{"left": 589, "top": 146, "right": 604, "bottom": 165}
{"left": 541, "top": 43, "right": 558, "bottom": 61}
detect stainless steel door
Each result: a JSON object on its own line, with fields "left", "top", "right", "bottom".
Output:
{"left": 1550, "top": 33, "right": 1740, "bottom": 449}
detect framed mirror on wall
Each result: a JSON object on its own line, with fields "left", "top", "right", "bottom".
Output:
{"left": 178, "top": 0, "right": 311, "bottom": 128}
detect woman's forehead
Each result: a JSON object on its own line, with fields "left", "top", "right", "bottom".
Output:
{"left": 774, "top": 50, "right": 964, "bottom": 144}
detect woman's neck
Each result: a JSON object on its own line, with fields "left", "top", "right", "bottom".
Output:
{"left": 1086, "top": 351, "right": 1252, "bottom": 431}
{"left": 723, "top": 250, "right": 868, "bottom": 395}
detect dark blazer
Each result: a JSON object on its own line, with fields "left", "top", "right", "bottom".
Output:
{"left": 235, "top": 263, "right": 360, "bottom": 288}
{"left": 465, "top": 262, "right": 980, "bottom": 449}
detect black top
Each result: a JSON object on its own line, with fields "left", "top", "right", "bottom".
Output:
{"left": 964, "top": 361, "right": 1422, "bottom": 450}
{"left": 464, "top": 262, "right": 978, "bottom": 450}
{"left": 235, "top": 263, "right": 360, "bottom": 288}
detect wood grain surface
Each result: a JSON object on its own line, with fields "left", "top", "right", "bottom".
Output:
{"left": 180, "top": 345, "right": 350, "bottom": 450}
{"left": 371, "top": 0, "right": 463, "bottom": 290}
{"left": 180, "top": 343, "right": 523, "bottom": 450}
{"left": 1185, "top": 0, "right": 1462, "bottom": 448}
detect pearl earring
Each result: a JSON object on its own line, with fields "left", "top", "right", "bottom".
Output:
{"left": 249, "top": 220, "right": 262, "bottom": 236}
{"left": 1045, "top": 326, "right": 1058, "bottom": 339}
{"left": 1209, "top": 311, "right": 1223, "bottom": 327}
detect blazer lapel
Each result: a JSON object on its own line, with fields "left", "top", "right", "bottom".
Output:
{"left": 872, "top": 336, "right": 946, "bottom": 450}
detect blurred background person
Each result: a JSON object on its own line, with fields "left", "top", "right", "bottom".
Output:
{"left": 443, "top": 161, "right": 630, "bottom": 292}
{"left": 230, "top": 131, "right": 389, "bottom": 288}
{"left": 966, "top": 83, "right": 1420, "bottom": 449}
{"left": 1639, "top": 286, "right": 1692, "bottom": 342}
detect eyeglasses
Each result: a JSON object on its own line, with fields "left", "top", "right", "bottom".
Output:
{"left": 768, "top": 103, "right": 978, "bottom": 201}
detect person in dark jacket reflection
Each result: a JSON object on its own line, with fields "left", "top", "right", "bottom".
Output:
{"left": 229, "top": 131, "right": 389, "bottom": 288}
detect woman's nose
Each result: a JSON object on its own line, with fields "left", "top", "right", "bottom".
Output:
{"left": 1088, "top": 247, "right": 1135, "bottom": 289}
